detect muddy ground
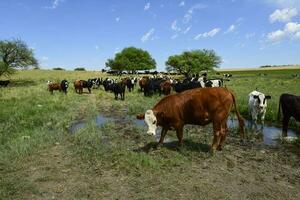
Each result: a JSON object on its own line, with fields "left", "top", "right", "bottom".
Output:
{"left": 3, "top": 103, "right": 300, "bottom": 200}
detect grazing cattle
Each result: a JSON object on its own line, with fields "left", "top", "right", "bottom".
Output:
{"left": 60, "top": 80, "right": 69, "bottom": 94}
{"left": 0, "top": 80, "right": 10, "bottom": 87}
{"left": 248, "top": 91, "right": 271, "bottom": 129}
{"left": 160, "top": 80, "right": 172, "bottom": 95}
{"left": 90, "top": 78, "right": 101, "bottom": 88}
{"left": 206, "top": 79, "right": 223, "bottom": 87}
{"left": 137, "top": 87, "right": 245, "bottom": 151}
{"left": 122, "top": 78, "right": 134, "bottom": 92}
{"left": 278, "top": 93, "right": 300, "bottom": 137}
{"left": 139, "top": 77, "right": 148, "bottom": 92}
{"left": 223, "top": 73, "right": 232, "bottom": 78}
{"left": 74, "top": 79, "right": 93, "bottom": 94}
{"left": 47, "top": 80, "right": 68, "bottom": 94}
{"left": 173, "top": 80, "right": 202, "bottom": 93}
{"left": 111, "top": 82, "right": 126, "bottom": 100}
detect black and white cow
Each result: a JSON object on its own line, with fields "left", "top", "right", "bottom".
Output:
{"left": 278, "top": 93, "right": 300, "bottom": 137}
{"left": 248, "top": 91, "right": 271, "bottom": 129}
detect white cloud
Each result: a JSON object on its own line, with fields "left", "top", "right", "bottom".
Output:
{"left": 141, "top": 28, "right": 155, "bottom": 42}
{"left": 285, "top": 21, "right": 300, "bottom": 32}
{"left": 45, "top": 0, "right": 63, "bottom": 9}
{"left": 246, "top": 32, "right": 256, "bottom": 39}
{"left": 115, "top": 17, "right": 120, "bottom": 22}
{"left": 171, "top": 34, "right": 178, "bottom": 40}
{"left": 265, "top": 0, "right": 300, "bottom": 9}
{"left": 183, "top": 4, "right": 207, "bottom": 23}
{"left": 267, "top": 22, "right": 300, "bottom": 43}
{"left": 267, "top": 30, "right": 286, "bottom": 43}
{"left": 179, "top": 1, "right": 185, "bottom": 7}
{"left": 269, "top": 8, "right": 298, "bottom": 23}
{"left": 144, "top": 3, "right": 150, "bottom": 11}
{"left": 171, "top": 20, "right": 181, "bottom": 32}
{"left": 41, "top": 56, "right": 49, "bottom": 61}
{"left": 224, "top": 25, "right": 236, "bottom": 34}
{"left": 114, "top": 47, "right": 120, "bottom": 54}
{"left": 194, "top": 28, "right": 221, "bottom": 40}
{"left": 183, "top": 26, "right": 191, "bottom": 34}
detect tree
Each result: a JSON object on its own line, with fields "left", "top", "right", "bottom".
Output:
{"left": 165, "top": 49, "right": 221, "bottom": 77}
{"left": 106, "top": 47, "right": 156, "bottom": 73}
{"left": 0, "top": 39, "right": 38, "bottom": 77}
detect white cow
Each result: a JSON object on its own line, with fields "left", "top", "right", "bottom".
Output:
{"left": 248, "top": 91, "right": 271, "bottom": 129}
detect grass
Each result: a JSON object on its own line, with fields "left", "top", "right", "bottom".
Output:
{"left": 0, "top": 68, "right": 300, "bottom": 199}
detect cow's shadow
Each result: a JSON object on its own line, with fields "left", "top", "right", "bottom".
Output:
{"left": 135, "top": 139, "right": 210, "bottom": 153}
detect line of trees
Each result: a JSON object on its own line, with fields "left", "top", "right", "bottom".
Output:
{"left": 0, "top": 39, "right": 222, "bottom": 78}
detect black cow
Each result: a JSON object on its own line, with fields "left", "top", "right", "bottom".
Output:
{"left": 60, "top": 80, "right": 69, "bottom": 94}
{"left": 173, "top": 80, "right": 202, "bottom": 93}
{"left": 111, "top": 82, "right": 126, "bottom": 100}
{"left": 278, "top": 93, "right": 300, "bottom": 137}
{"left": 0, "top": 80, "right": 10, "bottom": 87}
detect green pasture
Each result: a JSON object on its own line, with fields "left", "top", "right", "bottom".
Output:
{"left": 0, "top": 68, "right": 300, "bottom": 199}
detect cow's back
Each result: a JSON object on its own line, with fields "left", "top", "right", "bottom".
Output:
{"left": 153, "top": 87, "right": 233, "bottom": 126}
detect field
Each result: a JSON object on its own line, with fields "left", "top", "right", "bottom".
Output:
{"left": 1, "top": 68, "right": 300, "bottom": 200}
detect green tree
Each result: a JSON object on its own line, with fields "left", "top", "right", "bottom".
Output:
{"left": 0, "top": 39, "right": 38, "bottom": 77}
{"left": 106, "top": 47, "right": 156, "bottom": 73}
{"left": 165, "top": 49, "right": 221, "bottom": 77}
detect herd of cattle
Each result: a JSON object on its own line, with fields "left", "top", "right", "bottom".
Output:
{"left": 1, "top": 73, "right": 299, "bottom": 150}
{"left": 44, "top": 74, "right": 300, "bottom": 148}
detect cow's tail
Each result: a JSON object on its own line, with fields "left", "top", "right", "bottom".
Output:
{"left": 277, "top": 96, "right": 282, "bottom": 122}
{"left": 230, "top": 92, "right": 245, "bottom": 139}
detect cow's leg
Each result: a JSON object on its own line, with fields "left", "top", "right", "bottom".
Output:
{"left": 88, "top": 88, "right": 91, "bottom": 93}
{"left": 157, "top": 127, "right": 168, "bottom": 148}
{"left": 212, "top": 121, "right": 222, "bottom": 152}
{"left": 261, "top": 110, "right": 266, "bottom": 130}
{"left": 175, "top": 125, "right": 184, "bottom": 147}
{"left": 217, "top": 121, "right": 228, "bottom": 151}
{"left": 282, "top": 115, "right": 291, "bottom": 137}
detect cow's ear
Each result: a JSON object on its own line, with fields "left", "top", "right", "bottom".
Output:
{"left": 253, "top": 95, "right": 259, "bottom": 99}
{"left": 136, "top": 113, "right": 145, "bottom": 120}
{"left": 265, "top": 95, "right": 271, "bottom": 99}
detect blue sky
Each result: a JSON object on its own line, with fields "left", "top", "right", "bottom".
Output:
{"left": 1, "top": 0, "right": 300, "bottom": 71}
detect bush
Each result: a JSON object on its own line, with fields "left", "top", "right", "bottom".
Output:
{"left": 74, "top": 67, "right": 86, "bottom": 71}
{"left": 52, "top": 67, "right": 65, "bottom": 70}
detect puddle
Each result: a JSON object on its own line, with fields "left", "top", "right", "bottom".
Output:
{"left": 227, "top": 119, "right": 298, "bottom": 146}
{"left": 69, "top": 114, "right": 298, "bottom": 146}
{"left": 69, "top": 121, "right": 86, "bottom": 134}
{"left": 69, "top": 114, "right": 146, "bottom": 134}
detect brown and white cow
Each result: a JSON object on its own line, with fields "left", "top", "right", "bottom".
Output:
{"left": 137, "top": 87, "right": 245, "bottom": 151}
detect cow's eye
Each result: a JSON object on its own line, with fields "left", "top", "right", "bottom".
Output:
{"left": 153, "top": 120, "right": 156, "bottom": 124}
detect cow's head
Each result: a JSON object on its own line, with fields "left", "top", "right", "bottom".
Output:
{"left": 136, "top": 110, "right": 159, "bottom": 136}
{"left": 253, "top": 94, "right": 271, "bottom": 111}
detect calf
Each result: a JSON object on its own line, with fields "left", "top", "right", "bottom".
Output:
{"left": 160, "top": 80, "right": 172, "bottom": 95}
{"left": 278, "top": 93, "right": 300, "bottom": 137}
{"left": 248, "top": 91, "right": 271, "bottom": 129}
{"left": 74, "top": 79, "right": 93, "bottom": 94}
{"left": 47, "top": 80, "right": 69, "bottom": 94}
{"left": 137, "top": 87, "right": 245, "bottom": 151}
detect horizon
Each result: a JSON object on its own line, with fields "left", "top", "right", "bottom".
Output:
{"left": 1, "top": 0, "right": 300, "bottom": 71}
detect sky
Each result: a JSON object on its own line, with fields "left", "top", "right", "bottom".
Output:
{"left": 1, "top": 0, "right": 300, "bottom": 71}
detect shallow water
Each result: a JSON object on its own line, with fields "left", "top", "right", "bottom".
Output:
{"left": 227, "top": 119, "right": 298, "bottom": 146}
{"left": 69, "top": 114, "right": 298, "bottom": 146}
